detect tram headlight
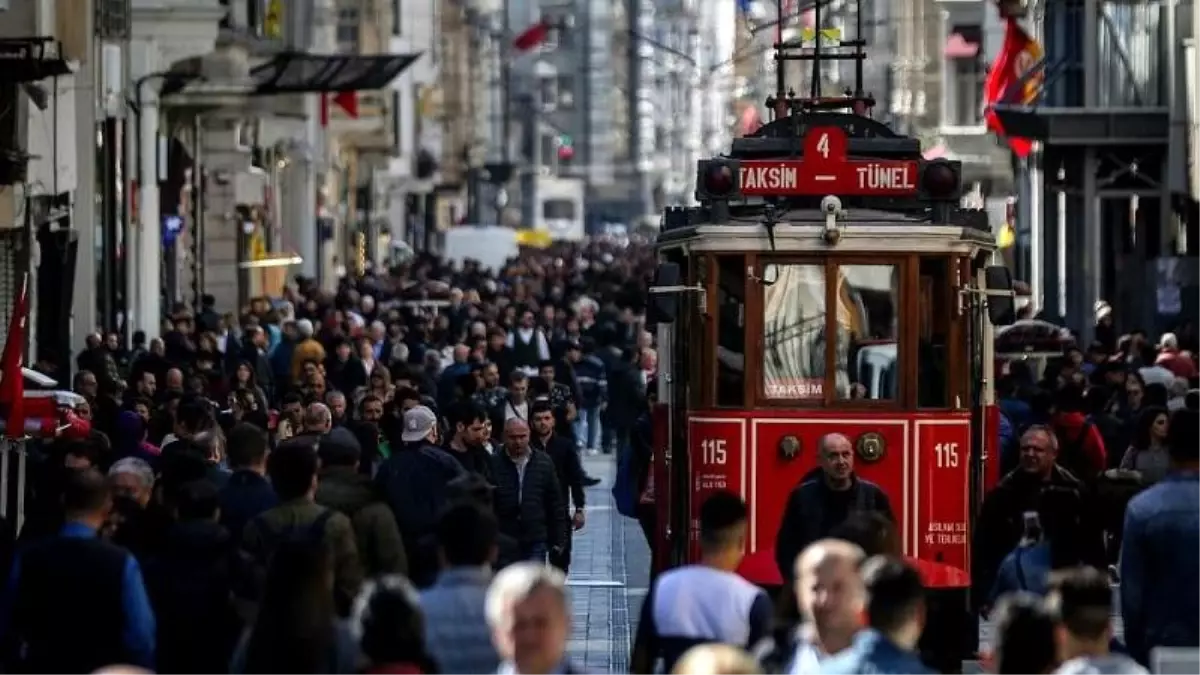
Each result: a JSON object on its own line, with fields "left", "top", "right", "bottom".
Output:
{"left": 919, "top": 160, "right": 961, "bottom": 201}
{"left": 856, "top": 432, "right": 886, "bottom": 463}
{"left": 697, "top": 160, "right": 738, "bottom": 200}
{"left": 778, "top": 435, "right": 802, "bottom": 461}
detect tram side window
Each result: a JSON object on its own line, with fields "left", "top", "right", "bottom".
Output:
{"left": 762, "top": 264, "right": 827, "bottom": 400}
{"left": 835, "top": 265, "right": 899, "bottom": 400}
{"left": 716, "top": 255, "right": 746, "bottom": 407}
{"left": 918, "top": 257, "right": 950, "bottom": 408}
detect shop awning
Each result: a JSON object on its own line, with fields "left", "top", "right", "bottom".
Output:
{"left": 248, "top": 52, "right": 422, "bottom": 95}
{"left": 943, "top": 32, "right": 980, "bottom": 59}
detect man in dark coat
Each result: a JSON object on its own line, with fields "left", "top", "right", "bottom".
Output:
{"left": 489, "top": 418, "right": 567, "bottom": 563}
{"left": 530, "top": 402, "right": 586, "bottom": 572}
{"left": 774, "top": 432, "right": 894, "bottom": 583}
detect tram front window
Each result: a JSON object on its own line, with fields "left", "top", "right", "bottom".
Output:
{"left": 836, "top": 265, "right": 900, "bottom": 400}
{"left": 762, "top": 264, "right": 827, "bottom": 399}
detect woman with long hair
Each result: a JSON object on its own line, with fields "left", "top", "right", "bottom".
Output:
{"left": 1119, "top": 405, "right": 1171, "bottom": 485}
{"left": 232, "top": 539, "right": 359, "bottom": 674}
{"left": 351, "top": 576, "right": 440, "bottom": 674}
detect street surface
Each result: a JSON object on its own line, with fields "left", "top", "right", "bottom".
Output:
{"left": 566, "top": 455, "right": 1126, "bottom": 674}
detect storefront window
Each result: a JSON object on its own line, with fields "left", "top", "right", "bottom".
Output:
{"left": 834, "top": 264, "right": 900, "bottom": 400}
{"left": 762, "top": 264, "right": 827, "bottom": 399}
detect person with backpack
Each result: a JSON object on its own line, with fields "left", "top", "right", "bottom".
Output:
{"left": 1049, "top": 385, "right": 1108, "bottom": 482}
{"left": 237, "top": 442, "right": 364, "bottom": 618}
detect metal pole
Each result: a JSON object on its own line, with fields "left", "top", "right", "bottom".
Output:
{"left": 1027, "top": 150, "right": 1043, "bottom": 315}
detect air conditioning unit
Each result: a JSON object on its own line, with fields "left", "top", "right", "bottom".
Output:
{"left": 559, "top": 91, "right": 574, "bottom": 107}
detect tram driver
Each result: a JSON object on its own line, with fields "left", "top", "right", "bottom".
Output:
{"left": 773, "top": 433, "right": 894, "bottom": 584}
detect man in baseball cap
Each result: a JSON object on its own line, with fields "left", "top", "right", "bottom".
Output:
{"left": 401, "top": 405, "right": 440, "bottom": 445}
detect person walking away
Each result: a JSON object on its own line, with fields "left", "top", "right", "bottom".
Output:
{"left": 231, "top": 539, "right": 359, "bottom": 674}
{"left": 988, "top": 487, "right": 1088, "bottom": 602}
{"left": 567, "top": 338, "right": 607, "bottom": 454}
{"left": 777, "top": 540, "right": 866, "bottom": 674}
{"left": 818, "top": 556, "right": 934, "bottom": 674}
{"left": 530, "top": 402, "right": 588, "bottom": 572}
{"left": 774, "top": 433, "right": 893, "bottom": 585}
{"left": 1047, "top": 566, "right": 1148, "bottom": 674}
{"left": 144, "top": 480, "right": 242, "bottom": 674}
{"left": 375, "top": 405, "right": 466, "bottom": 587}
{"left": 989, "top": 593, "right": 1060, "bottom": 674}
{"left": 291, "top": 319, "right": 327, "bottom": 384}
{"left": 219, "top": 423, "right": 278, "bottom": 538}
{"left": 1120, "top": 408, "right": 1200, "bottom": 666}
{"left": 489, "top": 418, "right": 567, "bottom": 563}
{"left": 446, "top": 473, "right": 523, "bottom": 568}
{"left": 487, "top": 563, "right": 583, "bottom": 674}
{"left": 0, "top": 468, "right": 156, "bottom": 672}
{"left": 630, "top": 492, "right": 771, "bottom": 674}
{"left": 420, "top": 502, "right": 502, "bottom": 674}
{"left": 316, "top": 436, "right": 408, "bottom": 577}
{"left": 237, "top": 443, "right": 364, "bottom": 617}
{"left": 352, "top": 576, "right": 441, "bottom": 674}
{"left": 1049, "top": 385, "right": 1108, "bottom": 482}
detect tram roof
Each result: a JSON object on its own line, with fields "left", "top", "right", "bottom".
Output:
{"left": 656, "top": 209, "right": 995, "bottom": 256}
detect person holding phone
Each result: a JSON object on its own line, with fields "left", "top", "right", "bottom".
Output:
{"left": 988, "top": 489, "right": 1086, "bottom": 603}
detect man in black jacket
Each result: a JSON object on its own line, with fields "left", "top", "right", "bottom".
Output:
{"left": 443, "top": 401, "right": 495, "bottom": 483}
{"left": 489, "top": 418, "right": 566, "bottom": 563}
{"left": 774, "top": 432, "right": 894, "bottom": 583}
{"left": 530, "top": 402, "right": 586, "bottom": 572}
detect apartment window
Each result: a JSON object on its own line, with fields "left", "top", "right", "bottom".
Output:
{"left": 540, "top": 133, "right": 566, "bottom": 169}
{"left": 557, "top": 75, "right": 575, "bottom": 108}
{"left": 337, "top": 5, "right": 361, "bottom": 52}
{"left": 945, "top": 27, "right": 985, "bottom": 127}
{"left": 392, "top": 0, "right": 402, "bottom": 35}
{"left": 539, "top": 76, "right": 558, "bottom": 112}
{"left": 949, "top": 58, "right": 986, "bottom": 126}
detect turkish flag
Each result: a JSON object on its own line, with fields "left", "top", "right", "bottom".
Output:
{"left": 513, "top": 19, "right": 551, "bottom": 52}
{"left": 983, "top": 18, "right": 1043, "bottom": 158}
{"left": 320, "top": 91, "right": 360, "bottom": 127}
{"left": 0, "top": 274, "right": 28, "bottom": 439}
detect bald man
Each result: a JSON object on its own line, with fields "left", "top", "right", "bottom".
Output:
{"left": 489, "top": 418, "right": 567, "bottom": 563}
{"left": 787, "top": 539, "right": 868, "bottom": 672}
{"left": 774, "top": 433, "right": 893, "bottom": 583}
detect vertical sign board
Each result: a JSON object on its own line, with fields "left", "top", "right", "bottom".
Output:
{"left": 917, "top": 422, "right": 973, "bottom": 574}
{"left": 687, "top": 418, "right": 744, "bottom": 562}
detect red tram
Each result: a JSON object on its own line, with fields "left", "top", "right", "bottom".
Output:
{"left": 643, "top": 31, "right": 1016, "bottom": 668}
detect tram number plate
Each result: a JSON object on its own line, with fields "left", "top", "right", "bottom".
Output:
{"left": 918, "top": 422, "right": 971, "bottom": 573}
{"left": 688, "top": 419, "right": 744, "bottom": 558}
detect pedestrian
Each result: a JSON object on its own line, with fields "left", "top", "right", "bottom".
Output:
{"left": 352, "top": 576, "right": 441, "bottom": 674}
{"left": 0, "top": 467, "right": 157, "bottom": 672}
{"left": 529, "top": 401, "right": 588, "bottom": 572}
{"left": 487, "top": 562, "right": 582, "bottom": 674}
{"left": 490, "top": 418, "right": 567, "bottom": 563}
{"left": 315, "top": 436, "right": 408, "bottom": 578}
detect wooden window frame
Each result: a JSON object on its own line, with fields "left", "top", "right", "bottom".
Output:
{"left": 746, "top": 253, "right": 914, "bottom": 409}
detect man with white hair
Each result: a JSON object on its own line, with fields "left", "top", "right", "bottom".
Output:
{"left": 785, "top": 539, "right": 867, "bottom": 673}
{"left": 486, "top": 562, "right": 578, "bottom": 674}
{"left": 108, "top": 458, "right": 155, "bottom": 508}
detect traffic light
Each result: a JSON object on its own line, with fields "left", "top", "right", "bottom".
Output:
{"left": 556, "top": 134, "right": 574, "bottom": 161}
{"left": 695, "top": 159, "right": 741, "bottom": 201}
{"left": 917, "top": 159, "right": 962, "bottom": 203}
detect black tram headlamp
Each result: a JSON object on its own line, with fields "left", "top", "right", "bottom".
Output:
{"left": 920, "top": 160, "right": 961, "bottom": 201}
{"left": 697, "top": 160, "right": 738, "bottom": 199}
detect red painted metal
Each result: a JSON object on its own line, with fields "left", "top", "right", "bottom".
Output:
{"left": 684, "top": 409, "right": 974, "bottom": 589}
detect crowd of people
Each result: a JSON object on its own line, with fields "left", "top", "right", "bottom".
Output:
{"left": 0, "top": 242, "right": 659, "bottom": 673}
{"left": 0, "top": 233, "right": 1196, "bottom": 675}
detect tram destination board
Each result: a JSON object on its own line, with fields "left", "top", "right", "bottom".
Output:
{"left": 738, "top": 126, "right": 919, "bottom": 197}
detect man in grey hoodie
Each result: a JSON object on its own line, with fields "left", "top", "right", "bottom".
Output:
{"left": 1047, "top": 567, "right": 1147, "bottom": 674}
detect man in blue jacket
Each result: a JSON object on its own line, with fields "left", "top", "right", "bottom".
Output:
{"left": 819, "top": 556, "right": 933, "bottom": 674}
{"left": 0, "top": 467, "right": 156, "bottom": 672}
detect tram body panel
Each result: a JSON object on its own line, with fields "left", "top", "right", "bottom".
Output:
{"left": 681, "top": 410, "right": 972, "bottom": 589}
